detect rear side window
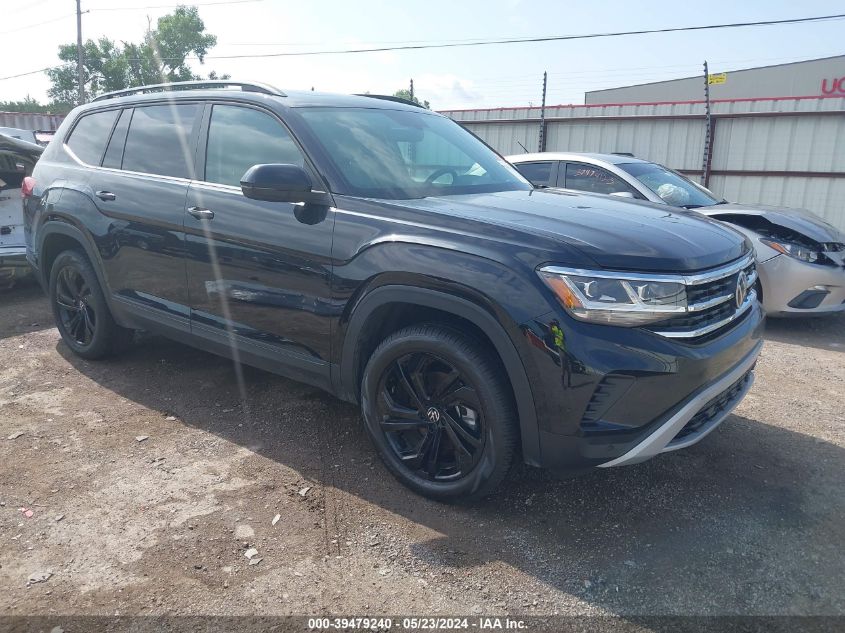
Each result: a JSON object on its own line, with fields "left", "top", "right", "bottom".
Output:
{"left": 204, "top": 105, "right": 305, "bottom": 187}
{"left": 66, "top": 110, "right": 119, "bottom": 165}
{"left": 564, "top": 163, "right": 636, "bottom": 196}
{"left": 514, "top": 161, "right": 553, "bottom": 187}
{"left": 122, "top": 104, "right": 199, "bottom": 178}
{"left": 102, "top": 108, "right": 132, "bottom": 169}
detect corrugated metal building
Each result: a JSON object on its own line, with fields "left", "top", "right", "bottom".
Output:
{"left": 585, "top": 55, "right": 845, "bottom": 104}
{"left": 441, "top": 95, "right": 845, "bottom": 231}
{"left": 0, "top": 112, "right": 65, "bottom": 132}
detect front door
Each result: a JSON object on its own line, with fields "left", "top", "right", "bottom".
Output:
{"left": 184, "top": 103, "right": 335, "bottom": 382}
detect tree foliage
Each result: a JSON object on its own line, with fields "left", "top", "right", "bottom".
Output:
{"left": 46, "top": 6, "right": 229, "bottom": 105}
{"left": 0, "top": 95, "right": 70, "bottom": 114}
{"left": 393, "top": 89, "right": 430, "bottom": 109}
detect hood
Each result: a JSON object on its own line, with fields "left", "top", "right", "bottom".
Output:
{"left": 699, "top": 202, "right": 844, "bottom": 244}
{"left": 400, "top": 189, "right": 749, "bottom": 272}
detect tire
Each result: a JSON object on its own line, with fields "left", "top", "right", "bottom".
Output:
{"left": 49, "top": 249, "right": 133, "bottom": 359}
{"left": 360, "top": 324, "right": 518, "bottom": 501}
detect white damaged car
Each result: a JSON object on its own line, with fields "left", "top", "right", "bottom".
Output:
{"left": 509, "top": 152, "right": 845, "bottom": 317}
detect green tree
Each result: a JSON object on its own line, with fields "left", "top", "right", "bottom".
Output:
{"left": 0, "top": 95, "right": 69, "bottom": 114}
{"left": 46, "top": 5, "right": 228, "bottom": 105}
{"left": 393, "top": 88, "right": 430, "bottom": 109}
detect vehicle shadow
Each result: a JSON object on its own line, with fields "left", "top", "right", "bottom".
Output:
{"left": 764, "top": 312, "right": 845, "bottom": 353}
{"left": 0, "top": 279, "right": 54, "bottom": 341}
{"left": 56, "top": 334, "right": 845, "bottom": 616}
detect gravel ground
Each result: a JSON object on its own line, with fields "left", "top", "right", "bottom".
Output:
{"left": 1, "top": 281, "right": 843, "bottom": 621}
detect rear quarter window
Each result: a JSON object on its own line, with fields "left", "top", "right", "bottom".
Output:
{"left": 66, "top": 109, "right": 120, "bottom": 165}
{"left": 121, "top": 104, "right": 199, "bottom": 178}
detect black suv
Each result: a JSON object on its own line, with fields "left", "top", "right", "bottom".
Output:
{"left": 24, "top": 81, "right": 763, "bottom": 500}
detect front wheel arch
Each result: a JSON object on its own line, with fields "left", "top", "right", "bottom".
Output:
{"left": 339, "top": 285, "right": 540, "bottom": 467}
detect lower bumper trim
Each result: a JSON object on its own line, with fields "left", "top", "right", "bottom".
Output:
{"left": 598, "top": 339, "right": 763, "bottom": 468}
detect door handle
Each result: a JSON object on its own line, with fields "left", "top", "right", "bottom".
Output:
{"left": 95, "top": 190, "right": 116, "bottom": 201}
{"left": 188, "top": 206, "right": 215, "bottom": 220}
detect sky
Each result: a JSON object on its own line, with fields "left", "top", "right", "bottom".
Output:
{"left": 1, "top": 0, "right": 843, "bottom": 110}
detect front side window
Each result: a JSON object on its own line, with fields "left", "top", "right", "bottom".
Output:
{"left": 514, "top": 161, "right": 554, "bottom": 187}
{"left": 619, "top": 162, "right": 721, "bottom": 208}
{"left": 122, "top": 104, "right": 199, "bottom": 178}
{"left": 66, "top": 109, "right": 119, "bottom": 165}
{"left": 564, "top": 163, "right": 636, "bottom": 196}
{"left": 296, "top": 107, "right": 531, "bottom": 199}
{"left": 205, "top": 105, "right": 305, "bottom": 187}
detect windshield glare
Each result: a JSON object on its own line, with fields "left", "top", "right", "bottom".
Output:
{"left": 619, "top": 162, "right": 719, "bottom": 208}
{"left": 297, "top": 107, "right": 532, "bottom": 199}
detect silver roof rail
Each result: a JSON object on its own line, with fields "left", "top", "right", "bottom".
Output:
{"left": 92, "top": 80, "right": 286, "bottom": 102}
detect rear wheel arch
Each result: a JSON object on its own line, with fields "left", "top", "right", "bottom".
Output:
{"left": 339, "top": 285, "right": 541, "bottom": 467}
{"left": 38, "top": 222, "right": 109, "bottom": 299}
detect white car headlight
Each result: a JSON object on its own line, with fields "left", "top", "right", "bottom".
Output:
{"left": 538, "top": 267, "right": 687, "bottom": 326}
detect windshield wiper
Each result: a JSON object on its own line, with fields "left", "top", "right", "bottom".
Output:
{"left": 682, "top": 204, "right": 704, "bottom": 209}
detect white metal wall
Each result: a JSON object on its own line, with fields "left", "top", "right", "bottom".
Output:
{"left": 441, "top": 97, "right": 845, "bottom": 232}
{"left": 0, "top": 112, "right": 65, "bottom": 131}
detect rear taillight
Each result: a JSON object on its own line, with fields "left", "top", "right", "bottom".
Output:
{"left": 21, "top": 176, "right": 35, "bottom": 199}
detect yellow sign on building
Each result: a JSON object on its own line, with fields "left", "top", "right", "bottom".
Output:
{"left": 708, "top": 73, "right": 728, "bottom": 85}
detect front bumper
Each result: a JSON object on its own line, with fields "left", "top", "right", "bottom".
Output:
{"left": 758, "top": 254, "right": 845, "bottom": 316}
{"left": 598, "top": 340, "right": 760, "bottom": 467}
{"left": 518, "top": 297, "right": 764, "bottom": 471}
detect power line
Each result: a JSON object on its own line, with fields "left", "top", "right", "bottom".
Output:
{"left": 194, "top": 13, "right": 845, "bottom": 59}
{"left": 87, "top": 0, "right": 263, "bottom": 10}
{"left": 0, "top": 12, "right": 79, "bottom": 36}
{"left": 2, "top": 14, "right": 844, "bottom": 83}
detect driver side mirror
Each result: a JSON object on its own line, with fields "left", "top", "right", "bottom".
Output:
{"left": 610, "top": 191, "right": 635, "bottom": 199}
{"left": 240, "top": 164, "right": 331, "bottom": 205}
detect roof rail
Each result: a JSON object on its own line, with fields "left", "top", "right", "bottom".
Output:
{"left": 93, "top": 80, "right": 286, "bottom": 102}
{"left": 353, "top": 94, "right": 425, "bottom": 108}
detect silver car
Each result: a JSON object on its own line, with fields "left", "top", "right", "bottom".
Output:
{"left": 508, "top": 152, "right": 845, "bottom": 317}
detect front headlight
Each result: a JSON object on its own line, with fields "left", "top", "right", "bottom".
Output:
{"left": 759, "top": 238, "right": 820, "bottom": 263}
{"left": 538, "top": 267, "right": 687, "bottom": 326}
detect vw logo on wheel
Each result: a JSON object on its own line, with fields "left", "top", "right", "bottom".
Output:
{"left": 735, "top": 273, "right": 748, "bottom": 309}
{"left": 426, "top": 407, "right": 441, "bottom": 424}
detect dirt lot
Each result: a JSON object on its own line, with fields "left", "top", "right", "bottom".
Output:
{"left": 1, "top": 281, "right": 843, "bottom": 621}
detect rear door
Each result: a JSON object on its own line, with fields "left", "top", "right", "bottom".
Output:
{"left": 184, "top": 102, "right": 335, "bottom": 384}
{"left": 87, "top": 102, "right": 201, "bottom": 327}
{"left": 513, "top": 160, "right": 557, "bottom": 187}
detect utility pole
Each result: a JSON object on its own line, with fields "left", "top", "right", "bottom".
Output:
{"left": 76, "top": 0, "right": 84, "bottom": 104}
{"left": 409, "top": 78, "right": 414, "bottom": 103}
{"left": 701, "top": 60, "right": 713, "bottom": 187}
{"left": 538, "top": 71, "right": 547, "bottom": 152}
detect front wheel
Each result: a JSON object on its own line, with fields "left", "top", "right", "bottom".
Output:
{"left": 49, "top": 249, "right": 133, "bottom": 359}
{"left": 360, "top": 324, "right": 518, "bottom": 501}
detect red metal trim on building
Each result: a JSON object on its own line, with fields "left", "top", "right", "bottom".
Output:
{"left": 440, "top": 93, "right": 845, "bottom": 114}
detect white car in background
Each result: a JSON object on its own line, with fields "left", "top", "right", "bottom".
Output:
{"left": 508, "top": 152, "right": 845, "bottom": 317}
{"left": 1, "top": 133, "right": 42, "bottom": 289}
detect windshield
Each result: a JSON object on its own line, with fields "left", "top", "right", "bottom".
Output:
{"left": 296, "top": 107, "right": 532, "bottom": 199}
{"left": 619, "top": 162, "right": 720, "bottom": 208}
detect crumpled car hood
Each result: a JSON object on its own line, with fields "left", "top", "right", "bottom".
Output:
{"left": 700, "top": 202, "right": 844, "bottom": 244}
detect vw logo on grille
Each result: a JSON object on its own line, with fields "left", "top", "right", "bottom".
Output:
{"left": 735, "top": 273, "right": 748, "bottom": 309}
{"left": 426, "top": 407, "right": 441, "bottom": 424}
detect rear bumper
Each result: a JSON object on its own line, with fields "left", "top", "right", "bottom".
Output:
{"left": 0, "top": 247, "right": 31, "bottom": 285}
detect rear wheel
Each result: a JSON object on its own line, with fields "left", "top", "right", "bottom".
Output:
{"left": 361, "top": 324, "right": 518, "bottom": 501}
{"left": 49, "top": 249, "right": 133, "bottom": 359}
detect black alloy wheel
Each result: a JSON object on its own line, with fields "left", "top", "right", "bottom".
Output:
{"left": 361, "top": 324, "right": 518, "bottom": 501}
{"left": 377, "top": 352, "right": 485, "bottom": 482}
{"left": 48, "top": 249, "right": 133, "bottom": 359}
{"left": 54, "top": 265, "right": 97, "bottom": 346}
